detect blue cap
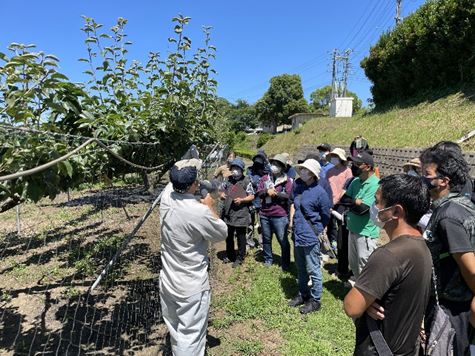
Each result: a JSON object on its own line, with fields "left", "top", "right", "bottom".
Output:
{"left": 230, "top": 158, "right": 245, "bottom": 171}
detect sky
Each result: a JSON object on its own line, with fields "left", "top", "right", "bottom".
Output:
{"left": 1, "top": 0, "right": 426, "bottom": 107}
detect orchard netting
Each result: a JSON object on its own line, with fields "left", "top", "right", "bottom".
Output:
{"left": 0, "top": 125, "right": 226, "bottom": 355}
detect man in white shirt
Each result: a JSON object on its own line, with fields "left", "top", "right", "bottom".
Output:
{"left": 159, "top": 158, "right": 227, "bottom": 356}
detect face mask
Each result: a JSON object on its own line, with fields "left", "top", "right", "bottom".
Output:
{"left": 299, "top": 168, "right": 311, "bottom": 182}
{"left": 270, "top": 165, "right": 281, "bottom": 174}
{"left": 370, "top": 202, "right": 394, "bottom": 229}
{"left": 330, "top": 157, "right": 340, "bottom": 165}
{"left": 421, "top": 175, "right": 439, "bottom": 190}
{"left": 319, "top": 152, "right": 327, "bottom": 160}
{"left": 231, "top": 169, "right": 242, "bottom": 178}
{"left": 227, "top": 158, "right": 234, "bottom": 165}
{"left": 351, "top": 164, "right": 363, "bottom": 177}
{"left": 407, "top": 169, "right": 418, "bottom": 177}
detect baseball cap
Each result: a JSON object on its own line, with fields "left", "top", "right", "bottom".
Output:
{"left": 348, "top": 151, "right": 374, "bottom": 167}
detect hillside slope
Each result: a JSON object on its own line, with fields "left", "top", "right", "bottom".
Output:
{"left": 261, "top": 90, "right": 475, "bottom": 156}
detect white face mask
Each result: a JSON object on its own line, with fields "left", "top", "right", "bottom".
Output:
{"left": 299, "top": 168, "right": 311, "bottom": 182}
{"left": 407, "top": 169, "right": 418, "bottom": 177}
{"left": 330, "top": 157, "right": 340, "bottom": 165}
{"left": 270, "top": 165, "right": 281, "bottom": 174}
{"left": 319, "top": 152, "right": 327, "bottom": 160}
{"left": 370, "top": 202, "right": 394, "bottom": 229}
{"left": 231, "top": 169, "right": 242, "bottom": 178}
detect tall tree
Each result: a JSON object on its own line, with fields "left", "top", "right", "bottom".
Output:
{"left": 256, "top": 74, "right": 308, "bottom": 132}
{"left": 309, "top": 85, "right": 362, "bottom": 114}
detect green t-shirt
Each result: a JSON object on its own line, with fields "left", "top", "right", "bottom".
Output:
{"left": 346, "top": 174, "right": 380, "bottom": 238}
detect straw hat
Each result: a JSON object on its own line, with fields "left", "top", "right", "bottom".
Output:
{"left": 403, "top": 158, "right": 421, "bottom": 171}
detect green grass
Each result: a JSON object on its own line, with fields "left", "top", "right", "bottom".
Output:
{"left": 209, "top": 248, "right": 355, "bottom": 355}
{"left": 259, "top": 89, "right": 475, "bottom": 156}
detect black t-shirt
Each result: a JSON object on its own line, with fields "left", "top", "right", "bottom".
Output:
{"left": 353, "top": 235, "right": 432, "bottom": 356}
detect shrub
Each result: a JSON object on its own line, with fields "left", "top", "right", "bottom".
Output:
{"left": 257, "top": 133, "right": 274, "bottom": 148}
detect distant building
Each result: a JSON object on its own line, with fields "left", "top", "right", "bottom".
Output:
{"left": 289, "top": 113, "right": 326, "bottom": 131}
{"left": 330, "top": 98, "right": 354, "bottom": 117}
{"left": 261, "top": 123, "right": 292, "bottom": 134}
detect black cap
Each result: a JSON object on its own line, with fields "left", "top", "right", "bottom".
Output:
{"left": 348, "top": 151, "right": 374, "bottom": 167}
{"left": 317, "top": 143, "right": 331, "bottom": 152}
{"left": 297, "top": 153, "right": 319, "bottom": 164}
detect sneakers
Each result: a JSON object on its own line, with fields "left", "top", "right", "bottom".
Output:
{"left": 263, "top": 261, "right": 272, "bottom": 268}
{"left": 299, "top": 299, "right": 321, "bottom": 314}
{"left": 288, "top": 294, "right": 309, "bottom": 307}
{"left": 232, "top": 260, "right": 242, "bottom": 268}
{"left": 222, "top": 257, "right": 232, "bottom": 264}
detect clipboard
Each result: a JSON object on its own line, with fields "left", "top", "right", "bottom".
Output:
{"left": 229, "top": 183, "right": 248, "bottom": 199}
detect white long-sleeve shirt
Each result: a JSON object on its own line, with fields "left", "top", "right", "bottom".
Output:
{"left": 159, "top": 183, "right": 227, "bottom": 298}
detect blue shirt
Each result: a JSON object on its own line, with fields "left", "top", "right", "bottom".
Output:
{"left": 319, "top": 161, "right": 335, "bottom": 179}
{"left": 285, "top": 166, "right": 296, "bottom": 180}
{"left": 290, "top": 179, "right": 331, "bottom": 247}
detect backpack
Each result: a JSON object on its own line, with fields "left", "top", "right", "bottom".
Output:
{"left": 422, "top": 266, "right": 455, "bottom": 356}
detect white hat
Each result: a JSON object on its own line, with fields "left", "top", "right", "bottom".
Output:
{"left": 295, "top": 159, "right": 321, "bottom": 179}
{"left": 330, "top": 148, "right": 347, "bottom": 161}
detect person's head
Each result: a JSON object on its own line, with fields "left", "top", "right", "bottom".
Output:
{"left": 433, "top": 141, "right": 462, "bottom": 155}
{"left": 251, "top": 153, "right": 266, "bottom": 169}
{"left": 230, "top": 158, "right": 245, "bottom": 179}
{"left": 169, "top": 159, "right": 202, "bottom": 194}
{"left": 329, "top": 148, "right": 347, "bottom": 167}
{"left": 403, "top": 158, "right": 421, "bottom": 176}
{"left": 347, "top": 151, "right": 374, "bottom": 180}
{"left": 419, "top": 148, "right": 468, "bottom": 200}
{"left": 317, "top": 143, "right": 331, "bottom": 162}
{"left": 227, "top": 151, "right": 236, "bottom": 165}
{"left": 269, "top": 154, "right": 287, "bottom": 176}
{"left": 372, "top": 174, "right": 430, "bottom": 233}
{"left": 297, "top": 153, "right": 319, "bottom": 164}
{"left": 295, "top": 159, "right": 321, "bottom": 185}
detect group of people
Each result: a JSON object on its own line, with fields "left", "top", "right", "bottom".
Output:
{"left": 158, "top": 139, "right": 475, "bottom": 356}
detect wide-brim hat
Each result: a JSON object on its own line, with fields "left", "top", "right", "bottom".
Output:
{"left": 348, "top": 151, "right": 374, "bottom": 167}
{"left": 281, "top": 152, "right": 293, "bottom": 166}
{"left": 403, "top": 157, "right": 421, "bottom": 170}
{"left": 295, "top": 159, "right": 321, "bottom": 179}
{"left": 269, "top": 154, "right": 288, "bottom": 168}
{"left": 329, "top": 148, "right": 347, "bottom": 161}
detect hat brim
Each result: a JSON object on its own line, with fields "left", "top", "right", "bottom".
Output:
{"left": 295, "top": 162, "right": 320, "bottom": 179}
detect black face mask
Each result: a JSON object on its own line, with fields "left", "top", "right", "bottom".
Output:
{"left": 351, "top": 165, "right": 363, "bottom": 177}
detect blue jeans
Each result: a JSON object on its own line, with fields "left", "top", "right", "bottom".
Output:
{"left": 294, "top": 243, "right": 322, "bottom": 302}
{"left": 260, "top": 215, "right": 290, "bottom": 268}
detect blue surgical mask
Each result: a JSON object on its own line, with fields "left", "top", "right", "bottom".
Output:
{"left": 421, "top": 175, "right": 439, "bottom": 191}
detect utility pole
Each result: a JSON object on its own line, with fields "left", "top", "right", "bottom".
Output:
{"left": 328, "top": 49, "right": 339, "bottom": 102}
{"left": 395, "top": 0, "right": 402, "bottom": 25}
{"left": 342, "top": 49, "right": 353, "bottom": 97}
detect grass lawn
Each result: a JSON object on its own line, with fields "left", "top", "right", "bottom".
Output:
{"left": 207, "top": 240, "right": 356, "bottom": 356}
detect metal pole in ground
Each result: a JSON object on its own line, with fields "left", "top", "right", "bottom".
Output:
{"left": 89, "top": 188, "right": 164, "bottom": 293}
{"left": 16, "top": 205, "right": 21, "bottom": 235}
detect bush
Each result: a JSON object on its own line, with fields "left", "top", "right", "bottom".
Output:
{"left": 257, "top": 133, "right": 274, "bottom": 148}
{"left": 234, "top": 149, "right": 255, "bottom": 160}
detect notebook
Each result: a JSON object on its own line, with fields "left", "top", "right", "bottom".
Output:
{"left": 229, "top": 183, "right": 248, "bottom": 199}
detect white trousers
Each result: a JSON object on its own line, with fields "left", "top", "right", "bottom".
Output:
{"left": 348, "top": 231, "right": 378, "bottom": 278}
{"left": 160, "top": 282, "right": 210, "bottom": 356}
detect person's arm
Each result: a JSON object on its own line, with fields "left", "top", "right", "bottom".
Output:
{"left": 201, "top": 194, "right": 219, "bottom": 219}
{"left": 234, "top": 194, "right": 254, "bottom": 205}
{"left": 289, "top": 204, "right": 295, "bottom": 228}
{"left": 344, "top": 287, "right": 378, "bottom": 319}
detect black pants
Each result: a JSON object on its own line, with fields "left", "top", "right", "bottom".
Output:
{"left": 337, "top": 219, "right": 349, "bottom": 275}
{"left": 226, "top": 225, "right": 247, "bottom": 262}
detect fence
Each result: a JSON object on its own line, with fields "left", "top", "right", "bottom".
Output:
{"left": 294, "top": 145, "right": 475, "bottom": 178}
{"left": 0, "top": 127, "right": 225, "bottom": 355}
